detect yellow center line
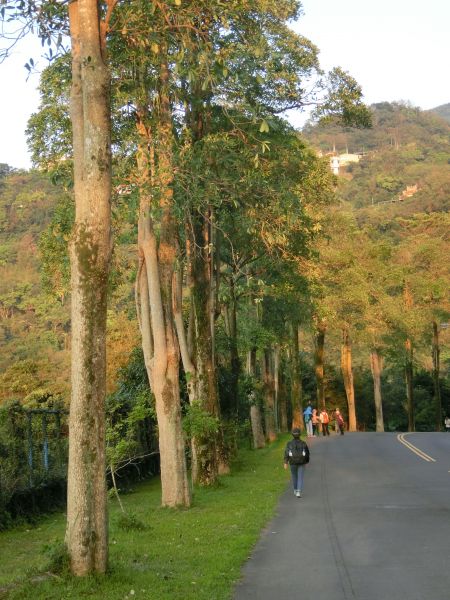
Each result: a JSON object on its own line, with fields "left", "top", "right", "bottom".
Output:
{"left": 397, "top": 433, "right": 436, "bottom": 462}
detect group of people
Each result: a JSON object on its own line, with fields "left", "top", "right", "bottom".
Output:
{"left": 286, "top": 412, "right": 450, "bottom": 501}
{"left": 303, "top": 402, "right": 345, "bottom": 437}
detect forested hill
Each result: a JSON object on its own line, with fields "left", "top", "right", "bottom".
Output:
{"left": 0, "top": 166, "right": 137, "bottom": 403}
{"left": 303, "top": 102, "right": 450, "bottom": 215}
{"left": 0, "top": 167, "right": 72, "bottom": 402}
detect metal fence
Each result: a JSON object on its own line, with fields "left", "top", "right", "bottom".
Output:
{"left": 0, "top": 405, "right": 68, "bottom": 502}
{"left": 0, "top": 402, "right": 160, "bottom": 526}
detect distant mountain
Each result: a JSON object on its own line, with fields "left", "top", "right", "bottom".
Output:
{"left": 430, "top": 103, "right": 450, "bottom": 123}
{"left": 303, "top": 101, "right": 450, "bottom": 156}
{"left": 302, "top": 102, "right": 450, "bottom": 215}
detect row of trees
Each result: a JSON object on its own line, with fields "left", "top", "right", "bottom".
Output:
{"left": 2, "top": 0, "right": 370, "bottom": 577}
{"left": 310, "top": 208, "right": 449, "bottom": 433}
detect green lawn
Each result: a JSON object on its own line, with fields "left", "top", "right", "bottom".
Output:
{"left": 0, "top": 436, "right": 289, "bottom": 599}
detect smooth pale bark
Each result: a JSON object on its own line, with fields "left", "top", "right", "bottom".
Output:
{"left": 135, "top": 110, "right": 155, "bottom": 392}
{"left": 370, "top": 349, "right": 384, "bottom": 432}
{"left": 134, "top": 56, "right": 190, "bottom": 507}
{"left": 154, "top": 54, "right": 191, "bottom": 506}
{"left": 66, "top": 0, "right": 112, "bottom": 576}
{"left": 250, "top": 404, "right": 266, "bottom": 449}
{"left": 263, "top": 349, "right": 277, "bottom": 442}
{"left": 291, "top": 323, "right": 304, "bottom": 431}
{"left": 247, "top": 347, "right": 265, "bottom": 449}
{"left": 432, "top": 321, "right": 442, "bottom": 431}
{"left": 405, "top": 338, "right": 415, "bottom": 432}
{"left": 341, "top": 328, "right": 357, "bottom": 432}
{"left": 314, "top": 321, "right": 326, "bottom": 410}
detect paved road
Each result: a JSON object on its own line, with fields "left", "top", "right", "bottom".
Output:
{"left": 234, "top": 432, "right": 450, "bottom": 600}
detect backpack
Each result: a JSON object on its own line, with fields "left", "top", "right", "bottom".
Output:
{"left": 288, "top": 440, "right": 310, "bottom": 465}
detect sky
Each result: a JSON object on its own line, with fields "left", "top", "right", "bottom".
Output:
{"left": 0, "top": 0, "right": 449, "bottom": 169}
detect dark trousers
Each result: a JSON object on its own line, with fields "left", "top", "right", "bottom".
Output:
{"left": 322, "top": 423, "right": 330, "bottom": 436}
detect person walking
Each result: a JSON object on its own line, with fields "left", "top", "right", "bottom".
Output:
{"left": 303, "top": 402, "right": 313, "bottom": 437}
{"left": 335, "top": 408, "right": 345, "bottom": 435}
{"left": 283, "top": 428, "right": 310, "bottom": 498}
{"left": 311, "top": 408, "right": 320, "bottom": 436}
{"left": 320, "top": 408, "right": 330, "bottom": 436}
{"left": 445, "top": 416, "right": 450, "bottom": 432}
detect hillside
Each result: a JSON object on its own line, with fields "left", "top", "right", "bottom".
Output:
{"left": 0, "top": 168, "right": 71, "bottom": 401}
{"left": 0, "top": 167, "right": 138, "bottom": 404}
{"left": 303, "top": 102, "right": 450, "bottom": 217}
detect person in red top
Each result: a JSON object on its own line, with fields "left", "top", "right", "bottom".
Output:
{"left": 320, "top": 408, "right": 330, "bottom": 436}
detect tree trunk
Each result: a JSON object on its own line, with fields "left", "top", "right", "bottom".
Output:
{"left": 314, "top": 321, "right": 326, "bottom": 410}
{"left": 250, "top": 404, "right": 266, "bottom": 449}
{"left": 432, "top": 321, "right": 442, "bottom": 431}
{"left": 247, "top": 347, "right": 265, "bottom": 449}
{"left": 291, "top": 323, "right": 304, "bottom": 431}
{"left": 229, "top": 276, "right": 240, "bottom": 416}
{"left": 405, "top": 338, "right": 415, "bottom": 432}
{"left": 403, "top": 281, "right": 415, "bottom": 432}
{"left": 263, "top": 349, "right": 277, "bottom": 441}
{"left": 279, "top": 369, "right": 289, "bottom": 433}
{"left": 341, "top": 328, "right": 357, "bottom": 431}
{"left": 65, "top": 0, "right": 111, "bottom": 576}
{"left": 188, "top": 210, "right": 221, "bottom": 485}
{"left": 134, "top": 52, "right": 190, "bottom": 507}
{"left": 273, "top": 346, "right": 280, "bottom": 432}
{"left": 370, "top": 349, "right": 384, "bottom": 432}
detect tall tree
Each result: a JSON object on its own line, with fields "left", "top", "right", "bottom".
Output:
{"left": 2, "top": 0, "right": 117, "bottom": 575}
{"left": 65, "top": 0, "right": 115, "bottom": 575}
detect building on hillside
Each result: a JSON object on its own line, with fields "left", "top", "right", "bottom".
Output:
{"left": 338, "top": 153, "right": 361, "bottom": 166}
{"left": 329, "top": 152, "right": 361, "bottom": 175}
{"left": 398, "top": 184, "right": 418, "bottom": 201}
{"left": 330, "top": 155, "right": 340, "bottom": 175}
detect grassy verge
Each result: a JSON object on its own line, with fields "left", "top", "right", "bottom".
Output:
{"left": 0, "top": 436, "right": 289, "bottom": 600}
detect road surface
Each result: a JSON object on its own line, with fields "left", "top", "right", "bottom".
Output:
{"left": 234, "top": 432, "right": 450, "bottom": 600}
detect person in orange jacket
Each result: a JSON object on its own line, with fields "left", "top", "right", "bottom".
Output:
{"left": 311, "top": 408, "right": 320, "bottom": 436}
{"left": 320, "top": 408, "right": 330, "bottom": 436}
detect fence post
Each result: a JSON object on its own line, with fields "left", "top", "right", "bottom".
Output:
{"left": 27, "top": 413, "right": 33, "bottom": 488}
{"left": 42, "top": 413, "right": 49, "bottom": 472}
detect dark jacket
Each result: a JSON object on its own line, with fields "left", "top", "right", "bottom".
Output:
{"left": 284, "top": 439, "right": 310, "bottom": 465}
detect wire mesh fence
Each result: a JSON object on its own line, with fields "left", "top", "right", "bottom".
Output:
{"left": 0, "top": 403, "right": 68, "bottom": 525}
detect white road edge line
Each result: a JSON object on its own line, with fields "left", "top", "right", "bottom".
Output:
{"left": 397, "top": 433, "right": 436, "bottom": 462}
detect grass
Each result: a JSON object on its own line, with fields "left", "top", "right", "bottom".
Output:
{"left": 0, "top": 436, "right": 289, "bottom": 600}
